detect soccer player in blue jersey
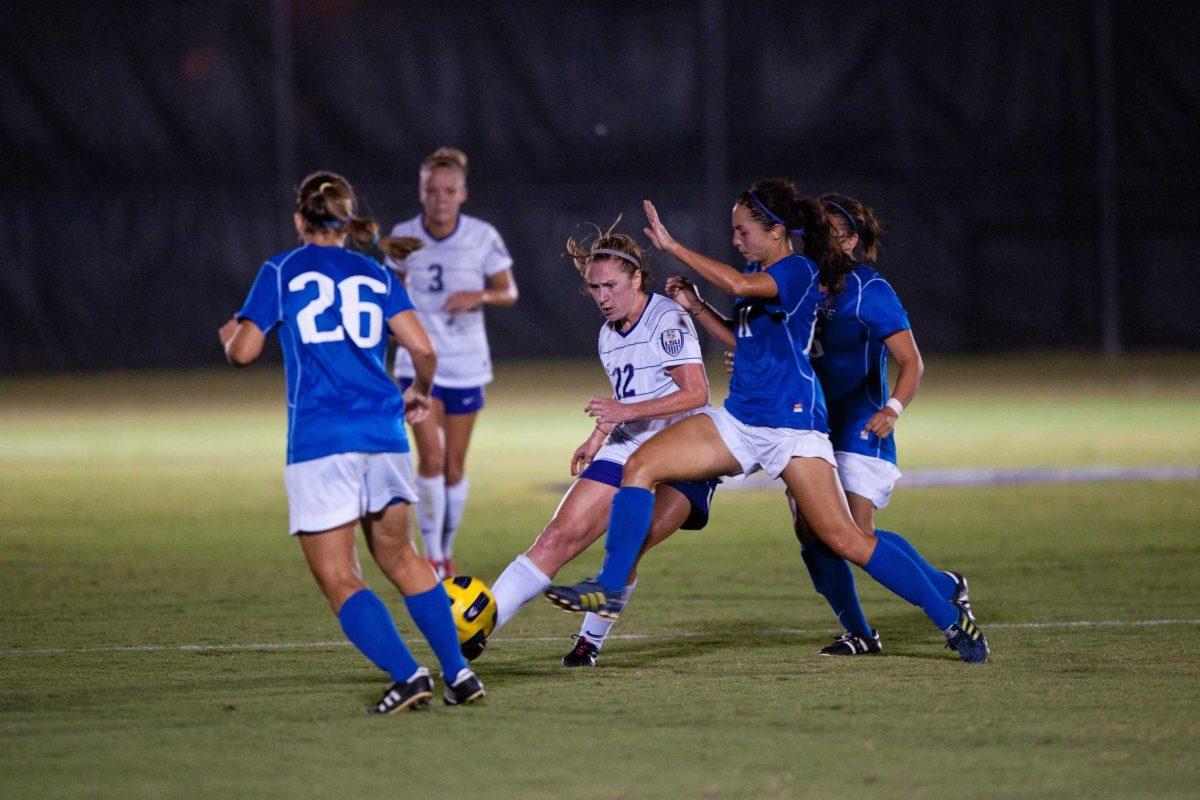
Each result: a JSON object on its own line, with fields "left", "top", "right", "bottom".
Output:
{"left": 218, "top": 172, "right": 485, "bottom": 712}
{"left": 680, "top": 193, "right": 974, "bottom": 656}
{"left": 547, "top": 180, "right": 988, "bottom": 662}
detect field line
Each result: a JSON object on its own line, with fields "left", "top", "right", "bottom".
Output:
{"left": 3, "top": 618, "right": 1198, "bottom": 657}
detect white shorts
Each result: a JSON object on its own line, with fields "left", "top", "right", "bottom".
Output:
{"left": 700, "top": 406, "right": 836, "bottom": 480}
{"left": 835, "top": 451, "right": 903, "bottom": 509}
{"left": 283, "top": 452, "right": 418, "bottom": 535}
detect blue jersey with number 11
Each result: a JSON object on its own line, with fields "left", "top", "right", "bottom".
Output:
{"left": 237, "top": 243, "right": 414, "bottom": 464}
{"left": 724, "top": 253, "right": 827, "bottom": 432}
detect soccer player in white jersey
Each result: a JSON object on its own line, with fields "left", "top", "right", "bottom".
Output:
{"left": 387, "top": 147, "right": 518, "bottom": 579}
{"left": 483, "top": 222, "right": 719, "bottom": 667}
{"left": 219, "top": 171, "right": 484, "bottom": 712}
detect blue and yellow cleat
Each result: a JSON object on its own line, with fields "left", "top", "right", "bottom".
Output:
{"left": 943, "top": 570, "right": 973, "bottom": 621}
{"left": 544, "top": 577, "right": 626, "bottom": 621}
{"left": 945, "top": 612, "right": 989, "bottom": 664}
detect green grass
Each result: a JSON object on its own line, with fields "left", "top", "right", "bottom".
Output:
{"left": 2, "top": 355, "right": 1199, "bottom": 799}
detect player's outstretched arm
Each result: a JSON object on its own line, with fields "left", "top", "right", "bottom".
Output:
{"left": 219, "top": 317, "right": 265, "bottom": 367}
{"left": 643, "top": 200, "right": 779, "bottom": 299}
{"left": 665, "top": 276, "right": 736, "bottom": 349}
{"left": 585, "top": 363, "right": 709, "bottom": 425}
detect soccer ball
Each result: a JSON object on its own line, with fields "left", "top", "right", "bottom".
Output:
{"left": 443, "top": 575, "right": 497, "bottom": 661}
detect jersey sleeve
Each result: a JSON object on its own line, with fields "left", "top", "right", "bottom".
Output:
{"left": 859, "top": 279, "right": 910, "bottom": 341}
{"left": 236, "top": 262, "right": 282, "bottom": 333}
{"left": 481, "top": 225, "right": 514, "bottom": 277}
{"left": 654, "top": 308, "right": 704, "bottom": 366}
{"left": 771, "top": 258, "right": 819, "bottom": 313}
{"left": 382, "top": 269, "right": 416, "bottom": 318}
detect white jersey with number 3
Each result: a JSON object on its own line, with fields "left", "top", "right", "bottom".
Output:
{"left": 387, "top": 213, "right": 513, "bottom": 388}
{"left": 596, "top": 293, "right": 707, "bottom": 464}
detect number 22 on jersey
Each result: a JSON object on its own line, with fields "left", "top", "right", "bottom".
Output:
{"left": 289, "top": 271, "right": 385, "bottom": 347}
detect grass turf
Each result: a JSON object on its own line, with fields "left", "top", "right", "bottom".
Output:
{"left": 1, "top": 355, "right": 1198, "bottom": 799}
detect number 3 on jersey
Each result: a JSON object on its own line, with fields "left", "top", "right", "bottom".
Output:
{"left": 289, "top": 271, "right": 385, "bottom": 347}
{"left": 611, "top": 364, "right": 636, "bottom": 399}
{"left": 428, "top": 263, "right": 444, "bottom": 292}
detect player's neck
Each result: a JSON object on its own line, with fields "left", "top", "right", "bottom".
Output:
{"left": 422, "top": 214, "right": 459, "bottom": 240}
{"left": 616, "top": 292, "right": 650, "bottom": 333}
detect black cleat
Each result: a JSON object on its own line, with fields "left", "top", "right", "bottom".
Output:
{"left": 561, "top": 636, "right": 600, "bottom": 667}
{"left": 460, "top": 631, "right": 487, "bottom": 662}
{"left": 945, "top": 612, "right": 990, "bottom": 664}
{"left": 944, "top": 570, "right": 973, "bottom": 620}
{"left": 367, "top": 667, "right": 433, "bottom": 714}
{"left": 544, "top": 578, "right": 625, "bottom": 621}
{"left": 443, "top": 669, "right": 486, "bottom": 706}
{"left": 818, "top": 629, "right": 883, "bottom": 656}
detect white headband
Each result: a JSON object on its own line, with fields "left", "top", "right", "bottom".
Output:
{"left": 591, "top": 247, "right": 640, "bottom": 268}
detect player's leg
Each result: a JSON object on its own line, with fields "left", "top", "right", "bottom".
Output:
{"left": 548, "top": 414, "right": 739, "bottom": 617}
{"left": 781, "top": 457, "right": 987, "bottom": 662}
{"left": 440, "top": 395, "right": 481, "bottom": 573}
{"left": 363, "top": 500, "right": 482, "bottom": 703}
{"left": 564, "top": 484, "right": 691, "bottom": 666}
{"left": 410, "top": 396, "right": 448, "bottom": 573}
{"left": 298, "top": 522, "right": 431, "bottom": 710}
{"left": 791, "top": 490, "right": 878, "bottom": 654}
{"left": 491, "top": 476, "right": 615, "bottom": 633}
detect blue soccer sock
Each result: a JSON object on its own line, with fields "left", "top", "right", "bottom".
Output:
{"left": 863, "top": 537, "right": 959, "bottom": 631}
{"left": 595, "top": 487, "right": 655, "bottom": 594}
{"left": 875, "top": 529, "right": 957, "bottom": 599}
{"left": 404, "top": 582, "right": 469, "bottom": 680}
{"left": 338, "top": 588, "right": 421, "bottom": 683}
{"left": 801, "top": 542, "right": 873, "bottom": 637}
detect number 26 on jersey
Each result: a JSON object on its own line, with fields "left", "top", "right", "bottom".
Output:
{"left": 289, "top": 271, "right": 386, "bottom": 347}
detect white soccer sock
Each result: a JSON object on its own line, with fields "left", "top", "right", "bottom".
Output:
{"left": 490, "top": 554, "right": 551, "bottom": 632}
{"left": 416, "top": 474, "right": 446, "bottom": 563}
{"left": 442, "top": 478, "right": 469, "bottom": 560}
{"left": 578, "top": 580, "right": 637, "bottom": 649}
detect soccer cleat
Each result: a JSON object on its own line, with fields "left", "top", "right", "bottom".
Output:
{"left": 544, "top": 578, "right": 626, "bottom": 621}
{"left": 442, "top": 558, "right": 458, "bottom": 578}
{"left": 944, "top": 612, "right": 990, "bottom": 664}
{"left": 443, "top": 668, "right": 486, "bottom": 706}
{"left": 427, "top": 557, "right": 447, "bottom": 580}
{"left": 818, "top": 629, "right": 883, "bottom": 656}
{"left": 561, "top": 636, "right": 600, "bottom": 668}
{"left": 944, "top": 570, "right": 973, "bottom": 620}
{"left": 367, "top": 667, "right": 434, "bottom": 714}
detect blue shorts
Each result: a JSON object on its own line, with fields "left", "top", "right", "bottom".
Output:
{"left": 397, "top": 379, "right": 486, "bottom": 415}
{"left": 579, "top": 459, "right": 720, "bottom": 531}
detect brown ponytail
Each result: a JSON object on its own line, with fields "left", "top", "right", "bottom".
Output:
{"left": 295, "top": 171, "right": 423, "bottom": 262}
{"left": 821, "top": 193, "right": 885, "bottom": 264}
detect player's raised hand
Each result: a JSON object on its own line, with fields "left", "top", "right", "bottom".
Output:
{"left": 403, "top": 385, "right": 433, "bottom": 424}
{"left": 642, "top": 200, "right": 679, "bottom": 254}
{"left": 586, "top": 396, "right": 629, "bottom": 425}
{"left": 664, "top": 276, "right": 701, "bottom": 313}
{"left": 862, "top": 406, "right": 899, "bottom": 439}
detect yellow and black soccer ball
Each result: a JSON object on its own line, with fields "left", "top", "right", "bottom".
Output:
{"left": 443, "top": 575, "right": 497, "bottom": 661}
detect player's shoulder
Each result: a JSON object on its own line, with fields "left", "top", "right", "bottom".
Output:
{"left": 854, "top": 264, "right": 900, "bottom": 299}
{"left": 643, "top": 293, "right": 690, "bottom": 328}
{"left": 263, "top": 244, "right": 306, "bottom": 270}
{"left": 456, "top": 213, "right": 502, "bottom": 242}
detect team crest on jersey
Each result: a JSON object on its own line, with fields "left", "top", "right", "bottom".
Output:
{"left": 660, "top": 329, "right": 684, "bottom": 357}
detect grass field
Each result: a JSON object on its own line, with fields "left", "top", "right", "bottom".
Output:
{"left": 2, "top": 355, "right": 1199, "bottom": 799}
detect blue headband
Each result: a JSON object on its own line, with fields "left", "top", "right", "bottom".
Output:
{"left": 323, "top": 219, "right": 344, "bottom": 231}
{"left": 824, "top": 200, "right": 858, "bottom": 234}
{"left": 747, "top": 190, "right": 804, "bottom": 235}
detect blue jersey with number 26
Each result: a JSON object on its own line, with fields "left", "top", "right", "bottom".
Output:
{"left": 237, "top": 243, "right": 414, "bottom": 464}
{"left": 724, "top": 253, "right": 828, "bottom": 432}
{"left": 812, "top": 264, "right": 910, "bottom": 464}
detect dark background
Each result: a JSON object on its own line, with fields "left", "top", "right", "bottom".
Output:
{"left": 2, "top": 1, "right": 1197, "bottom": 370}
